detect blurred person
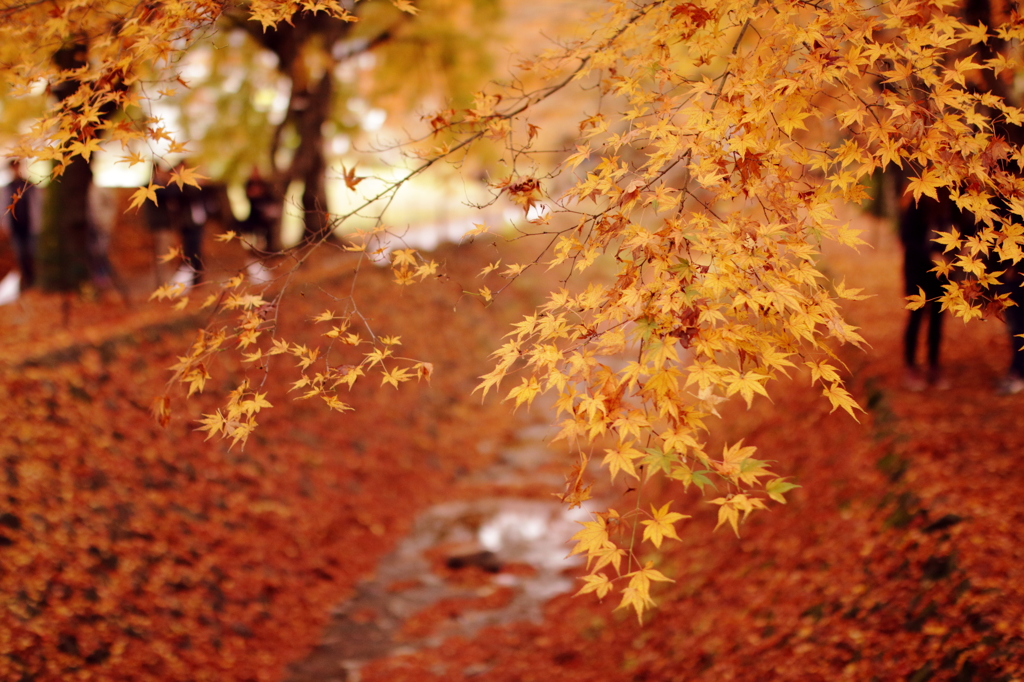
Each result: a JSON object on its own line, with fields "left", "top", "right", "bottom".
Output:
{"left": 174, "top": 162, "right": 206, "bottom": 286}
{"left": 144, "top": 164, "right": 175, "bottom": 285}
{"left": 87, "top": 184, "right": 116, "bottom": 287}
{"left": 1, "top": 158, "right": 42, "bottom": 290}
{"left": 899, "top": 189, "right": 958, "bottom": 391}
{"left": 242, "top": 168, "right": 279, "bottom": 252}
{"left": 998, "top": 269, "right": 1024, "bottom": 395}
{"left": 146, "top": 163, "right": 206, "bottom": 287}
{"left": 86, "top": 183, "right": 131, "bottom": 303}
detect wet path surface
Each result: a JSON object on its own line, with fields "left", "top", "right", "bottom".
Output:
{"left": 284, "top": 422, "right": 598, "bottom": 682}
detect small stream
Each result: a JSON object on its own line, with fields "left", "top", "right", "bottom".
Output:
{"left": 285, "top": 423, "right": 599, "bottom": 682}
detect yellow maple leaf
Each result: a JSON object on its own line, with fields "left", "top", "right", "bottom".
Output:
{"left": 312, "top": 310, "right": 335, "bottom": 323}
{"left": 568, "top": 516, "right": 611, "bottom": 560}
{"left": 711, "top": 497, "right": 741, "bottom": 536}
{"left": 196, "top": 410, "right": 226, "bottom": 440}
{"left": 391, "top": 249, "right": 417, "bottom": 268}
{"left": 601, "top": 443, "right": 643, "bottom": 481}
{"left": 641, "top": 502, "right": 689, "bottom": 549}
{"left": 617, "top": 562, "right": 673, "bottom": 624}
{"left": 905, "top": 286, "right": 928, "bottom": 311}
{"left": 822, "top": 381, "right": 863, "bottom": 420}
{"left": 575, "top": 573, "right": 613, "bottom": 599}
{"left": 505, "top": 376, "right": 541, "bottom": 409}
{"left": 905, "top": 169, "right": 942, "bottom": 202}
{"left": 380, "top": 367, "right": 412, "bottom": 388}
{"left": 129, "top": 183, "right": 161, "bottom": 210}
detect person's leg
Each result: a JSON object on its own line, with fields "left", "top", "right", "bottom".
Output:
{"left": 925, "top": 301, "right": 948, "bottom": 387}
{"left": 904, "top": 308, "right": 924, "bottom": 367}
{"left": 995, "top": 297, "right": 1024, "bottom": 394}
{"left": 13, "top": 233, "right": 34, "bottom": 290}
{"left": 926, "top": 301, "right": 943, "bottom": 368}
{"left": 180, "top": 227, "right": 203, "bottom": 285}
{"left": 153, "top": 229, "right": 174, "bottom": 286}
{"left": 903, "top": 308, "right": 927, "bottom": 390}
{"left": 1006, "top": 303, "right": 1024, "bottom": 377}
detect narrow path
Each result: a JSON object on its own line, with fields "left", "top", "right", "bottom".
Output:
{"left": 283, "top": 417, "right": 591, "bottom": 682}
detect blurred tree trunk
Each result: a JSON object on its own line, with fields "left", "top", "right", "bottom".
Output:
{"left": 38, "top": 43, "right": 92, "bottom": 293}
{"left": 38, "top": 158, "right": 92, "bottom": 292}
{"left": 232, "top": 9, "right": 402, "bottom": 248}
{"left": 286, "top": 62, "right": 335, "bottom": 244}
{"left": 235, "top": 14, "right": 349, "bottom": 248}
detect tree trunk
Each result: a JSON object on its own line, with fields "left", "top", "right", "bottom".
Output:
{"left": 38, "top": 157, "right": 93, "bottom": 292}
{"left": 239, "top": 12, "right": 350, "bottom": 249}
{"left": 295, "top": 73, "right": 333, "bottom": 243}
{"left": 38, "top": 44, "right": 94, "bottom": 292}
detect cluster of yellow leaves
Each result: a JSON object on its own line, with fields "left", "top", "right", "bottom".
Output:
{"left": 196, "top": 381, "right": 272, "bottom": 449}
{"left": 390, "top": 247, "right": 439, "bottom": 285}
{"left": 0, "top": 0, "right": 363, "bottom": 177}
{"left": 162, "top": 283, "right": 433, "bottom": 447}
{"left": 14, "top": 0, "right": 1024, "bottom": 624}
{"left": 461, "top": 0, "right": 1024, "bottom": 619}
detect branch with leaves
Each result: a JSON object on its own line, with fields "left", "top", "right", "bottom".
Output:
{"left": 4, "top": 0, "right": 1024, "bottom": 622}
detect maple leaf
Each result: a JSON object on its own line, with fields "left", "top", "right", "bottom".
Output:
{"left": 834, "top": 280, "right": 870, "bottom": 301}
{"left": 312, "top": 310, "right": 336, "bottom": 323}
{"left": 157, "top": 246, "right": 182, "bottom": 264}
{"left": 380, "top": 367, "right": 412, "bottom": 388}
{"left": 617, "top": 562, "right": 673, "bottom": 624}
{"left": 240, "top": 393, "right": 273, "bottom": 415}
{"left": 805, "top": 360, "right": 842, "bottom": 385}
{"left": 724, "top": 371, "right": 770, "bottom": 408}
{"left": 129, "top": 183, "right": 162, "bottom": 210}
{"left": 822, "top": 382, "right": 863, "bottom": 420}
{"left": 392, "top": 0, "right": 419, "bottom": 14}
{"left": 506, "top": 376, "right": 542, "bottom": 409}
{"left": 184, "top": 364, "right": 210, "bottom": 397}
{"left": 905, "top": 169, "right": 942, "bottom": 202}
{"left": 166, "top": 139, "right": 192, "bottom": 155}
{"left": 933, "top": 228, "right": 962, "bottom": 254}
{"left": 711, "top": 497, "right": 741, "bottom": 536}
{"left": 196, "top": 410, "right": 226, "bottom": 440}
{"left": 69, "top": 137, "right": 103, "bottom": 162}
{"left": 341, "top": 164, "right": 365, "bottom": 191}
{"left": 152, "top": 395, "right": 172, "bottom": 428}
{"left": 414, "top": 362, "right": 433, "bottom": 382}
{"left": 117, "top": 150, "right": 146, "bottom": 167}
{"left": 169, "top": 165, "right": 206, "bottom": 189}
{"left": 766, "top": 478, "right": 801, "bottom": 504}
{"left": 391, "top": 249, "right": 417, "bottom": 268}
{"left": 641, "top": 502, "right": 689, "bottom": 549}
{"left": 568, "top": 515, "right": 611, "bottom": 560}
{"left": 905, "top": 286, "right": 929, "bottom": 311}
{"left": 575, "top": 573, "right": 613, "bottom": 599}
{"left": 602, "top": 443, "right": 644, "bottom": 481}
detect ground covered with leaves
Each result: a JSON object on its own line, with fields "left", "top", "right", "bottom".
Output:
{"left": 2, "top": 217, "right": 1023, "bottom": 682}
{"left": 0, "top": 224, "right": 535, "bottom": 682}
{"left": 355, "top": 224, "right": 1024, "bottom": 682}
